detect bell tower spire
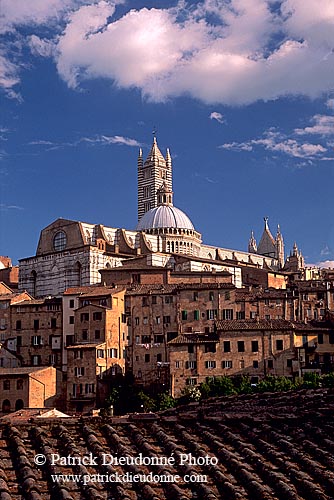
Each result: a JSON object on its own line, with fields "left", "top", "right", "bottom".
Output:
{"left": 137, "top": 136, "right": 173, "bottom": 221}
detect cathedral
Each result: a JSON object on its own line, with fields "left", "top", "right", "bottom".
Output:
{"left": 19, "top": 137, "right": 299, "bottom": 297}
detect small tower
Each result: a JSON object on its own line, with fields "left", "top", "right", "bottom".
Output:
{"left": 137, "top": 136, "right": 173, "bottom": 221}
{"left": 157, "top": 182, "right": 173, "bottom": 206}
{"left": 248, "top": 231, "right": 257, "bottom": 253}
{"left": 275, "top": 225, "right": 285, "bottom": 269}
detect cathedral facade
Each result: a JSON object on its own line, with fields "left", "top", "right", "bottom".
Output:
{"left": 19, "top": 137, "right": 289, "bottom": 297}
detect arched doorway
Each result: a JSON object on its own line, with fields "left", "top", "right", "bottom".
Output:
{"left": 15, "top": 399, "right": 24, "bottom": 411}
{"left": 2, "top": 400, "right": 10, "bottom": 413}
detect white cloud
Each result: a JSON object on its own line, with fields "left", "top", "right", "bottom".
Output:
{"left": 219, "top": 128, "right": 328, "bottom": 159}
{"left": 1, "top": 0, "right": 334, "bottom": 105}
{"left": 316, "top": 260, "right": 334, "bottom": 269}
{"left": 294, "top": 115, "right": 334, "bottom": 136}
{"left": 0, "top": 203, "right": 24, "bottom": 211}
{"left": 210, "top": 112, "right": 225, "bottom": 124}
{"left": 327, "top": 98, "right": 334, "bottom": 110}
{"left": 29, "top": 134, "right": 141, "bottom": 149}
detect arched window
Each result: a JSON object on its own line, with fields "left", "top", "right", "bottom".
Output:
{"left": 15, "top": 399, "right": 24, "bottom": 411}
{"left": 17, "top": 379, "right": 23, "bottom": 390}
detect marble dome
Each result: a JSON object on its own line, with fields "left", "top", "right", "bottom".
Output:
{"left": 136, "top": 205, "right": 194, "bottom": 231}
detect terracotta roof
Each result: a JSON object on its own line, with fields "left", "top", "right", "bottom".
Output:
{"left": 215, "top": 319, "right": 294, "bottom": 331}
{"left": 64, "top": 285, "right": 124, "bottom": 296}
{"left": 168, "top": 333, "right": 219, "bottom": 344}
{"left": 0, "top": 366, "right": 51, "bottom": 375}
{"left": 66, "top": 343, "right": 105, "bottom": 349}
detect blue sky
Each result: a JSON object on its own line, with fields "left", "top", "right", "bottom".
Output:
{"left": 0, "top": 0, "right": 333, "bottom": 267}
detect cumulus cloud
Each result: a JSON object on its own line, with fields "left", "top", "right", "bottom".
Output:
{"left": 210, "top": 112, "right": 225, "bottom": 124}
{"left": 1, "top": 0, "right": 334, "bottom": 105}
{"left": 294, "top": 115, "right": 334, "bottom": 136}
{"left": 316, "top": 260, "right": 334, "bottom": 269}
{"left": 220, "top": 128, "right": 328, "bottom": 159}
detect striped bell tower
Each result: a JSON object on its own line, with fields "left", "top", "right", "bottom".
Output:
{"left": 137, "top": 136, "right": 173, "bottom": 221}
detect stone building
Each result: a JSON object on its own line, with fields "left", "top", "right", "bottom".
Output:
{"left": 168, "top": 319, "right": 328, "bottom": 397}
{"left": 0, "top": 257, "right": 19, "bottom": 290}
{"left": 64, "top": 286, "right": 128, "bottom": 412}
{"left": 0, "top": 366, "right": 57, "bottom": 413}
{"left": 9, "top": 297, "right": 62, "bottom": 368}
{"left": 0, "top": 283, "right": 32, "bottom": 343}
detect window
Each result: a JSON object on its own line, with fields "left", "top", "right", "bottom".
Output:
{"left": 240, "top": 360, "right": 245, "bottom": 369}
{"left": 17, "top": 379, "right": 23, "bottom": 390}
{"left": 97, "top": 349, "right": 104, "bottom": 358}
{"left": 206, "top": 309, "right": 217, "bottom": 320}
{"left": 276, "top": 339, "right": 283, "bottom": 350}
{"left": 3, "top": 380, "right": 10, "bottom": 390}
{"left": 267, "top": 359, "right": 274, "bottom": 369}
{"left": 32, "top": 355, "right": 40, "bottom": 366}
{"left": 32, "top": 335, "right": 42, "bottom": 346}
{"left": 74, "top": 367, "right": 85, "bottom": 377}
{"left": 16, "top": 320, "right": 21, "bottom": 330}
{"left": 95, "top": 330, "right": 100, "bottom": 339}
{"left": 66, "top": 335, "right": 75, "bottom": 346}
{"left": 143, "top": 317, "right": 148, "bottom": 325}
{"left": 142, "top": 297, "right": 149, "bottom": 307}
{"left": 157, "top": 353, "right": 162, "bottom": 362}
{"left": 33, "top": 319, "right": 39, "bottom": 330}
{"left": 152, "top": 296, "right": 157, "bottom": 305}
{"left": 17, "top": 336, "right": 22, "bottom": 346}
{"left": 53, "top": 231, "right": 67, "bottom": 251}
{"left": 222, "top": 309, "right": 233, "bottom": 320}
{"left": 85, "top": 383, "right": 95, "bottom": 394}
{"left": 163, "top": 315, "right": 171, "bottom": 324}
{"left": 194, "top": 310, "right": 200, "bottom": 320}
{"left": 154, "top": 334, "right": 164, "bottom": 343}
{"left": 253, "top": 360, "right": 259, "bottom": 368}
{"left": 93, "top": 312, "right": 102, "bottom": 321}
{"left": 74, "top": 350, "right": 83, "bottom": 359}
{"left": 193, "top": 292, "right": 198, "bottom": 301}
{"left": 165, "top": 296, "right": 173, "bottom": 304}
{"left": 49, "top": 354, "right": 57, "bottom": 365}
{"left": 145, "top": 354, "right": 150, "bottom": 363}
{"left": 111, "top": 348, "right": 118, "bottom": 358}
{"left": 222, "top": 360, "right": 232, "bottom": 369}
{"left": 141, "top": 335, "right": 151, "bottom": 344}
{"left": 80, "top": 313, "right": 89, "bottom": 322}
{"left": 143, "top": 186, "right": 150, "bottom": 198}
{"left": 135, "top": 335, "right": 140, "bottom": 344}
{"left": 205, "top": 343, "right": 216, "bottom": 353}
{"left": 265, "top": 315, "right": 271, "bottom": 320}
{"left": 237, "top": 341, "right": 245, "bottom": 352}
{"left": 181, "top": 310, "right": 188, "bottom": 320}
{"left": 205, "top": 361, "right": 216, "bottom": 369}
{"left": 69, "top": 316, "right": 74, "bottom": 324}
{"left": 82, "top": 300, "right": 90, "bottom": 306}
{"left": 287, "top": 359, "right": 293, "bottom": 368}
{"left": 82, "top": 330, "right": 88, "bottom": 340}
{"left": 225, "top": 291, "right": 230, "bottom": 300}
{"left": 69, "top": 299, "right": 75, "bottom": 308}
{"left": 156, "top": 316, "right": 161, "bottom": 324}
{"left": 186, "top": 361, "right": 197, "bottom": 369}
{"left": 135, "top": 317, "right": 140, "bottom": 325}
{"left": 186, "top": 378, "right": 197, "bottom": 386}
{"left": 318, "top": 333, "right": 324, "bottom": 344}
{"left": 250, "top": 311, "right": 256, "bottom": 319}
{"left": 188, "top": 345, "right": 194, "bottom": 353}
{"left": 51, "top": 318, "right": 57, "bottom": 329}
{"left": 329, "top": 331, "right": 334, "bottom": 344}
{"left": 251, "top": 341, "right": 259, "bottom": 352}
{"left": 223, "top": 341, "right": 231, "bottom": 352}
{"left": 264, "top": 298, "right": 270, "bottom": 306}
{"left": 236, "top": 311, "right": 245, "bottom": 320}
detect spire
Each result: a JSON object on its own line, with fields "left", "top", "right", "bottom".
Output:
{"left": 145, "top": 136, "right": 166, "bottom": 165}
{"left": 275, "top": 224, "right": 285, "bottom": 269}
{"left": 166, "top": 147, "right": 172, "bottom": 168}
{"left": 248, "top": 230, "right": 257, "bottom": 253}
{"left": 257, "top": 217, "right": 276, "bottom": 258}
{"left": 138, "top": 148, "right": 143, "bottom": 168}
